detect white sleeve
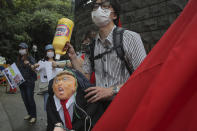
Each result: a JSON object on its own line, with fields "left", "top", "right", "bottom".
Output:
{"left": 36, "top": 60, "right": 44, "bottom": 71}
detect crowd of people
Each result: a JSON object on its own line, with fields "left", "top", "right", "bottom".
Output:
{"left": 12, "top": 0, "right": 147, "bottom": 130}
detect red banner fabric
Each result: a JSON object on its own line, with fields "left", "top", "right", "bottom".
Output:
{"left": 92, "top": 0, "right": 197, "bottom": 131}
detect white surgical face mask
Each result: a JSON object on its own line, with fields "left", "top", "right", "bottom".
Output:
{"left": 91, "top": 7, "right": 111, "bottom": 27}
{"left": 47, "top": 52, "right": 54, "bottom": 58}
{"left": 19, "top": 49, "right": 27, "bottom": 55}
{"left": 32, "top": 45, "right": 37, "bottom": 52}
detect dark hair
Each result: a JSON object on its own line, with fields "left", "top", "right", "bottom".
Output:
{"left": 84, "top": 30, "right": 97, "bottom": 41}
{"left": 17, "top": 48, "right": 29, "bottom": 65}
{"left": 109, "top": 0, "right": 121, "bottom": 26}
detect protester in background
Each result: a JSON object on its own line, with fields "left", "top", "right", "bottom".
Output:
{"left": 31, "top": 44, "right": 40, "bottom": 62}
{"left": 81, "top": 30, "right": 97, "bottom": 84}
{"left": 17, "top": 42, "right": 37, "bottom": 124}
{"left": 35, "top": 44, "right": 62, "bottom": 111}
{"left": 81, "top": 30, "right": 97, "bottom": 54}
{"left": 66, "top": 0, "right": 146, "bottom": 109}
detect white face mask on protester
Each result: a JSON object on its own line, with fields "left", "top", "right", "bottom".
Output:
{"left": 19, "top": 49, "right": 27, "bottom": 55}
{"left": 32, "top": 45, "right": 37, "bottom": 52}
{"left": 47, "top": 52, "right": 54, "bottom": 58}
{"left": 91, "top": 7, "right": 112, "bottom": 27}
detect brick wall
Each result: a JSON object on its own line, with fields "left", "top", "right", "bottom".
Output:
{"left": 73, "top": 0, "right": 188, "bottom": 53}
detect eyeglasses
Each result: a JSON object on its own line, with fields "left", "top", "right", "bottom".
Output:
{"left": 54, "top": 77, "right": 68, "bottom": 84}
{"left": 92, "top": 1, "right": 111, "bottom": 11}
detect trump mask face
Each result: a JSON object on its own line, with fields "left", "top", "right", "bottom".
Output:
{"left": 53, "top": 70, "right": 77, "bottom": 100}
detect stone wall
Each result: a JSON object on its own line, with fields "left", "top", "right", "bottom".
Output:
{"left": 73, "top": 0, "right": 188, "bottom": 53}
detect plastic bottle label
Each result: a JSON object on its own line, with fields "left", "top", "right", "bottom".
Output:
{"left": 55, "top": 24, "right": 70, "bottom": 37}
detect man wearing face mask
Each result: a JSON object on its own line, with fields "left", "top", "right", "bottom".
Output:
{"left": 67, "top": 0, "right": 146, "bottom": 107}
{"left": 17, "top": 42, "right": 37, "bottom": 124}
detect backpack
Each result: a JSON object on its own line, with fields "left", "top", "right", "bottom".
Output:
{"left": 89, "top": 27, "right": 134, "bottom": 75}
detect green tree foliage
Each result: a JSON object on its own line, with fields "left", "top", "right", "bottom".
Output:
{"left": 0, "top": 0, "right": 73, "bottom": 63}
{"left": 29, "top": 9, "right": 63, "bottom": 44}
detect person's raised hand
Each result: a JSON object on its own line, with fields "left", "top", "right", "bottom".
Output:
{"left": 63, "top": 42, "right": 77, "bottom": 60}
{"left": 34, "top": 64, "right": 40, "bottom": 68}
{"left": 52, "top": 61, "right": 57, "bottom": 68}
{"left": 24, "top": 60, "right": 30, "bottom": 65}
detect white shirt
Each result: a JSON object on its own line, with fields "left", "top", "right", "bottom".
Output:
{"left": 53, "top": 95, "right": 75, "bottom": 128}
{"left": 36, "top": 60, "right": 63, "bottom": 83}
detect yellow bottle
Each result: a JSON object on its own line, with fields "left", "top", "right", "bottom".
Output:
{"left": 52, "top": 18, "right": 74, "bottom": 60}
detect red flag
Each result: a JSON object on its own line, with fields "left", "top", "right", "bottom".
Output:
{"left": 92, "top": 0, "right": 197, "bottom": 131}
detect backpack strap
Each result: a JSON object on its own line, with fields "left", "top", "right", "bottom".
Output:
{"left": 89, "top": 27, "right": 134, "bottom": 75}
{"left": 89, "top": 40, "right": 119, "bottom": 71}
{"left": 113, "top": 27, "right": 134, "bottom": 75}
{"left": 94, "top": 46, "right": 118, "bottom": 60}
{"left": 89, "top": 39, "right": 96, "bottom": 72}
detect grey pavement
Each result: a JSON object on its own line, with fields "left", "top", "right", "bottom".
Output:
{"left": 0, "top": 101, "right": 12, "bottom": 131}
{"left": 0, "top": 80, "right": 47, "bottom": 131}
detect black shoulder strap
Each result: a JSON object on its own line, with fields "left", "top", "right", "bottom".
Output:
{"left": 89, "top": 39, "right": 117, "bottom": 71}
{"left": 89, "top": 39, "right": 96, "bottom": 72}
{"left": 89, "top": 27, "right": 134, "bottom": 75}
{"left": 113, "top": 27, "right": 134, "bottom": 75}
